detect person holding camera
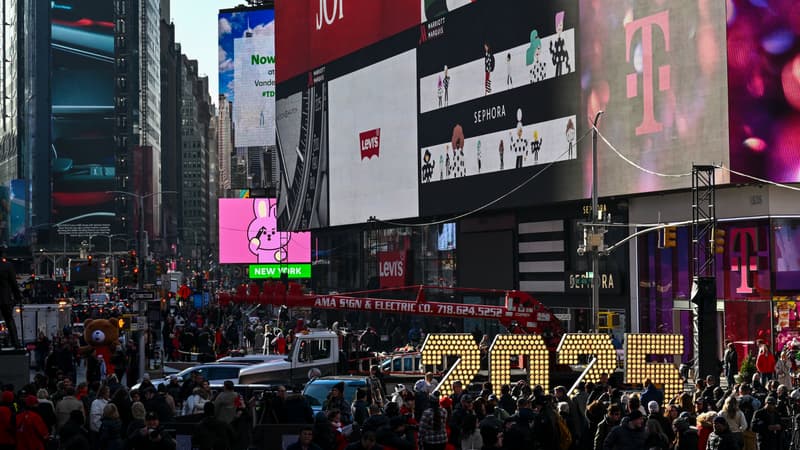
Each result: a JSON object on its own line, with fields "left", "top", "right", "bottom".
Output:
{"left": 128, "top": 410, "right": 176, "bottom": 450}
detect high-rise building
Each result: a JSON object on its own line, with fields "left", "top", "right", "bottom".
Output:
{"left": 178, "top": 55, "right": 211, "bottom": 266}
{"left": 160, "top": 17, "right": 180, "bottom": 255}
{"left": 217, "top": 96, "right": 233, "bottom": 193}
{"left": 0, "top": 0, "right": 20, "bottom": 186}
{"left": 113, "top": 0, "right": 162, "bottom": 241}
{"left": 208, "top": 111, "right": 219, "bottom": 258}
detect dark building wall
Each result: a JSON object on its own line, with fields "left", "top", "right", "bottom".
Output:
{"left": 160, "top": 19, "right": 180, "bottom": 255}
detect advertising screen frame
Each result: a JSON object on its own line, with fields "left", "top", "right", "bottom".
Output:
{"left": 218, "top": 198, "right": 312, "bottom": 265}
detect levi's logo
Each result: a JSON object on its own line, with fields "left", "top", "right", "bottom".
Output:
{"left": 379, "top": 259, "right": 404, "bottom": 277}
{"left": 360, "top": 128, "right": 381, "bottom": 159}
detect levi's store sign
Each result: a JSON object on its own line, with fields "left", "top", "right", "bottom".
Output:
{"left": 275, "top": 0, "right": 420, "bottom": 82}
{"left": 378, "top": 251, "right": 409, "bottom": 288}
{"left": 360, "top": 128, "right": 381, "bottom": 159}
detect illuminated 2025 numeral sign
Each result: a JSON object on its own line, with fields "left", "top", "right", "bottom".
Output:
{"left": 421, "top": 333, "right": 683, "bottom": 403}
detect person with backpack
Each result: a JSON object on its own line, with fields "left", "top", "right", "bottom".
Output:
{"left": 738, "top": 384, "right": 761, "bottom": 426}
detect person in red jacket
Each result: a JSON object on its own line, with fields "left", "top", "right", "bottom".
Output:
{"left": 0, "top": 391, "right": 15, "bottom": 450}
{"left": 15, "top": 396, "right": 49, "bottom": 450}
{"left": 756, "top": 340, "right": 776, "bottom": 382}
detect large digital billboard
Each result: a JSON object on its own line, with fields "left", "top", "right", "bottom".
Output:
{"left": 417, "top": 1, "right": 579, "bottom": 217}
{"left": 218, "top": 198, "right": 311, "bottom": 264}
{"left": 727, "top": 0, "right": 800, "bottom": 183}
{"left": 50, "top": 1, "right": 116, "bottom": 226}
{"left": 220, "top": 7, "right": 276, "bottom": 148}
{"left": 580, "top": 0, "right": 729, "bottom": 198}
{"left": 274, "top": 0, "right": 421, "bottom": 83}
{"left": 328, "top": 50, "right": 419, "bottom": 226}
{"left": 275, "top": 0, "right": 730, "bottom": 228}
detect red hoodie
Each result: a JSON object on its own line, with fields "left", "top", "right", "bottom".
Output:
{"left": 0, "top": 404, "right": 14, "bottom": 446}
{"left": 15, "top": 410, "right": 48, "bottom": 450}
{"left": 757, "top": 347, "right": 776, "bottom": 374}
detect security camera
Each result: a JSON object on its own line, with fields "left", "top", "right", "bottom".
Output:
{"left": 577, "top": 246, "right": 586, "bottom": 256}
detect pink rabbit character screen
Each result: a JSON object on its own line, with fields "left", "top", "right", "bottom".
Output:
{"left": 218, "top": 198, "right": 312, "bottom": 264}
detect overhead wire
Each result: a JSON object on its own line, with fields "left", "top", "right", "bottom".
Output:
{"left": 371, "top": 127, "right": 594, "bottom": 228}
{"left": 370, "top": 119, "right": 800, "bottom": 229}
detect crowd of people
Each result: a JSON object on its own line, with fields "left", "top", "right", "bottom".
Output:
{"left": 281, "top": 369, "right": 800, "bottom": 450}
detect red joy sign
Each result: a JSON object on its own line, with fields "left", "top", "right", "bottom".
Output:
{"left": 378, "top": 251, "right": 409, "bottom": 288}
{"left": 360, "top": 128, "right": 381, "bottom": 159}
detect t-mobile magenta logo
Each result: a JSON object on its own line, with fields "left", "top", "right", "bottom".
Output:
{"left": 625, "top": 11, "right": 670, "bottom": 136}
{"left": 730, "top": 227, "right": 757, "bottom": 294}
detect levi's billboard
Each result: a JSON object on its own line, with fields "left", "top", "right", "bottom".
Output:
{"left": 275, "top": 0, "right": 420, "bottom": 82}
{"left": 378, "top": 251, "right": 410, "bottom": 288}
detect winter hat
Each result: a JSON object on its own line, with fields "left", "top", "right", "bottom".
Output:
{"left": 1, "top": 391, "right": 13, "bottom": 403}
{"left": 24, "top": 395, "right": 38, "bottom": 408}
{"left": 628, "top": 409, "right": 644, "bottom": 421}
{"left": 647, "top": 400, "right": 660, "bottom": 413}
{"left": 439, "top": 396, "right": 453, "bottom": 409}
{"left": 713, "top": 415, "right": 727, "bottom": 425}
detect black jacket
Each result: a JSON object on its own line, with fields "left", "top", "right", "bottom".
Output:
{"left": 602, "top": 417, "right": 648, "bottom": 450}
{"left": 705, "top": 429, "right": 739, "bottom": 450}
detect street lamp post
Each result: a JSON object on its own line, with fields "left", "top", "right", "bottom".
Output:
{"left": 105, "top": 190, "right": 176, "bottom": 382}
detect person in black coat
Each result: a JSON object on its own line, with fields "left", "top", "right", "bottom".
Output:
{"left": 752, "top": 396, "right": 785, "bottom": 450}
{"left": 192, "top": 402, "right": 236, "bottom": 450}
{"left": 285, "top": 393, "right": 314, "bottom": 424}
{"left": 59, "top": 409, "right": 90, "bottom": 450}
{"left": 0, "top": 253, "right": 21, "bottom": 348}
{"left": 706, "top": 415, "right": 739, "bottom": 450}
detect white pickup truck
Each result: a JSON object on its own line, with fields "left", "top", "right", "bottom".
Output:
{"left": 238, "top": 330, "right": 343, "bottom": 385}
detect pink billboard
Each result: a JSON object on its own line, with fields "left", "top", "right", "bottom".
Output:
{"left": 219, "top": 198, "right": 312, "bottom": 264}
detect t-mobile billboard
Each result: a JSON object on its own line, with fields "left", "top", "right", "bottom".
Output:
{"left": 219, "top": 7, "right": 276, "bottom": 147}
{"left": 727, "top": 0, "right": 800, "bottom": 183}
{"left": 218, "top": 198, "right": 311, "bottom": 264}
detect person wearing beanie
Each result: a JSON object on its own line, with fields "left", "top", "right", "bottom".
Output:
{"left": 602, "top": 409, "right": 647, "bottom": 450}
{"left": 126, "top": 401, "right": 147, "bottom": 443}
{"left": 322, "top": 381, "right": 352, "bottom": 425}
{"left": 15, "top": 395, "right": 49, "bottom": 450}
{"left": 706, "top": 415, "right": 737, "bottom": 450}
{"left": 752, "top": 395, "right": 785, "bottom": 450}
{"left": 646, "top": 400, "right": 672, "bottom": 445}
{"left": 672, "top": 416, "right": 698, "bottom": 450}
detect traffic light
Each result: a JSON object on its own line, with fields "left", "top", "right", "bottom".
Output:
{"left": 117, "top": 317, "right": 125, "bottom": 329}
{"left": 133, "top": 266, "right": 139, "bottom": 283}
{"left": 714, "top": 228, "right": 726, "bottom": 254}
{"left": 664, "top": 226, "right": 678, "bottom": 248}
{"left": 87, "top": 255, "right": 93, "bottom": 266}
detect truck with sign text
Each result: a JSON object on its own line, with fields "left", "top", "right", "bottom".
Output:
{"left": 225, "top": 284, "right": 565, "bottom": 385}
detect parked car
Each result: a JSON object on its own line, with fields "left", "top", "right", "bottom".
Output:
{"left": 132, "top": 363, "right": 249, "bottom": 391}
{"left": 302, "top": 376, "right": 385, "bottom": 414}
